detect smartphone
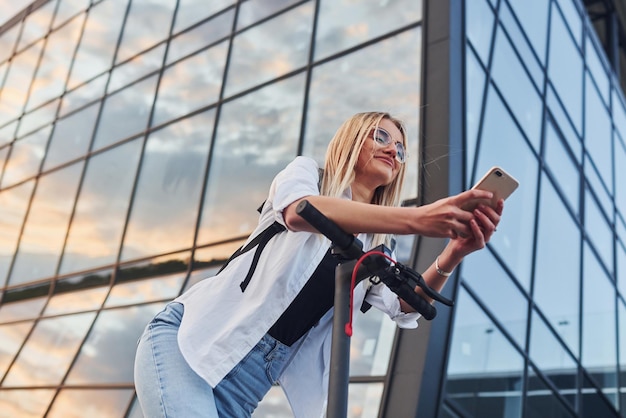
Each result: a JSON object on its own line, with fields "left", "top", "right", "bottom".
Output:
{"left": 465, "top": 166, "right": 519, "bottom": 210}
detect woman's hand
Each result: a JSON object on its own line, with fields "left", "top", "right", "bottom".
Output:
{"left": 446, "top": 198, "right": 504, "bottom": 258}
{"left": 411, "top": 189, "right": 495, "bottom": 239}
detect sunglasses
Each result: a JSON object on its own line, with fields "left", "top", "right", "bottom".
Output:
{"left": 371, "top": 127, "right": 406, "bottom": 164}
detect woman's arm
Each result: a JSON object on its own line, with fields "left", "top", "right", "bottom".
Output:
{"left": 283, "top": 189, "right": 494, "bottom": 240}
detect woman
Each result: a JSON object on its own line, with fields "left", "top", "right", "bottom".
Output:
{"left": 134, "top": 111, "right": 502, "bottom": 417}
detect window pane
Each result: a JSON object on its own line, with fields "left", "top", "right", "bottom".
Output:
{"left": 104, "top": 272, "right": 185, "bottom": 308}
{"left": 152, "top": 42, "right": 228, "bottom": 126}
{"left": 115, "top": 0, "right": 176, "bottom": 64}
{"left": 0, "top": 120, "right": 18, "bottom": 147}
{"left": 108, "top": 45, "right": 165, "bottom": 93}
{"left": 616, "top": 137, "right": 626, "bottom": 219}
{"left": 9, "top": 163, "right": 83, "bottom": 285}
{"left": 547, "top": 85, "right": 582, "bottom": 160}
{"left": 492, "top": 27, "right": 542, "bottom": 151}
{"left": 92, "top": 75, "right": 159, "bottom": 150}
{"left": 16, "top": 0, "right": 57, "bottom": 51}
{"left": 58, "top": 73, "right": 107, "bottom": 117}
{"left": 350, "top": 308, "right": 396, "bottom": 376}
{"left": 544, "top": 120, "right": 580, "bottom": 216}
{"left": 619, "top": 299, "right": 626, "bottom": 413}
{"left": 585, "top": 188, "right": 613, "bottom": 274}
{"left": 466, "top": 0, "right": 495, "bottom": 66}
{"left": 1, "top": 125, "right": 51, "bottom": 189}
{"left": 0, "top": 389, "right": 56, "bottom": 418}
{"left": 462, "top": 249, "right": 528, "bottom": 348}
{"left": 67, "top": 0, "right": 128, "bottom": 89}
{"left": 172, "top": 0, "right": 234, "bottom": 34}
{"left": 0, "top": 322, "right": 34, "bottom": 379}
{"left": 465, "top": 48, "right": 487, "bottom": 173}
{"left": 582, "top": 244, "right": 618, "bottom": 406}
{"left": 166, "top": 10, "right": 234, "bottom": 65}
{"left": 121, "top": 111, "right": 214, "bottom": 260}
{"left": 0, "top": 181, "right": 35, "bottom": 285}
{"left": 547, "top": 3, "right": 583, "bottom": 135}
{"left": 1, "top": 39, "right": 42, "bottom": 124}
{"left": 47, "top": 388, "right": 134, "bottom": 418}
{"left": 0, "top": 297, "right": 47, "bottom": 324}
{"left": 507, "top": 0, "right": 549, "bottom": 65}
{"left": 445, "top": 288, "right": 524, "bottom": 417}
{"left": 43, "top": 101, "right": 100, "bottom": 170}
{"left": 315, "top": 0, "right": 421, "bottom": 60}
{"left": 534, "top": 176, "right": 580, "bottom": 357}
{"left": 197, "top": 75, "right": 304, "bottom": 245}
{"left": 15, "top": 99, "right": 58, "bottom": 139}
{"left": 26, "top": 14, "right": 84, "bottom": 111}
{"left": 475, "top": 87, "right": 538, "bottom": 290}
{"left": 237, "top": 0, "right": 302, "bottom": 29}
{"left": 584, "top": 73, "right": 612, "bottom": 192}
{"left": 60, "top": 139, "right": 142, "bottom": 274}
{"left": 305, "top": 28, "right": 421, "bottom": 201}
{"left": 224, "top": 3, "right": 313, "bottom": 97}
{"left": 53, "top": 0, "right": 90, "bottom": 29}
{"left": 65, "top": 302, "right": 165, "bottom": 384}
{"left": 529, "top": 310, "right": 577, "bottom": 408}
{"left": 585, "top": 35, "right": 610, "bottom": 106}
{"left": 3, "top": 312, "right": 96, "bottom": 386}
{"left": 525, "top": 370, "right": 576, "bottom": 418}
{"left": 0, "top": 23, "right": 21, "bottom": 64}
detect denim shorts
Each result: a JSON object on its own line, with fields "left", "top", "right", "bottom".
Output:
{"left": 134, "top": 302, "right": 297, "bottom": 417}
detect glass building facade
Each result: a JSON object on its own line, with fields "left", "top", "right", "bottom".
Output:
{"left": 0, "top": 0, "right": 623, "bottom": 417}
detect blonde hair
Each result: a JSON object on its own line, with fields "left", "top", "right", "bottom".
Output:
{"left": 321, "top": 112, "right": 408, "bottom": 248}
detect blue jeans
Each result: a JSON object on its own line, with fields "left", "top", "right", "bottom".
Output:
{"left": 134, "top": 302, "right": 296, "bottom": 417}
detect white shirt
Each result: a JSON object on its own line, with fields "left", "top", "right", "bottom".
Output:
{"left": 176, "top": 156, "right": 420, "bottom": 418}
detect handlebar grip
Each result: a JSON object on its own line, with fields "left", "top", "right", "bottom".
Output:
{"left": 296, "top": 200, "right": 356, "bottom": 250}
{"left": 381, "top": 275, "right": 437, "bottom": 320}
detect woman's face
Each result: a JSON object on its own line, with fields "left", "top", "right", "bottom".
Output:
{"left": 354, "top": 118, "right": 405, "bottom": 187}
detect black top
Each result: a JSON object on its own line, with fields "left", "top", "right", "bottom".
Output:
{"left": 268, "top": 248, "right": 339, "bottom": 346}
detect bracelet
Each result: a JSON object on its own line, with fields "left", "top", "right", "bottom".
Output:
{"left": 435, "top": 256, "right": 452, "bottom": 277}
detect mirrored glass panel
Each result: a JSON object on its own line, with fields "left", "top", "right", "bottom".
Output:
{"left": 1, "top": 125, "right": 51, "bottom": 188}
{"left": 474, "top": 86, "right": 538, "bottom": 290}
{"left": 224, "top": 3, "right": 313, "bottom": 97}
{"left": 152, "top": 42, "right": 228, "bottom": 126}
{"left": 616, "top": 137, "right": 626, "bottom": 219}
{"left": 92, "top": 75, "right": 159, "bottom": 150}
{"left": 65, "top": 302, "right": 165, "bottom": 384}
{"left": 9, "top": 162, "right": 83, "bottom": 286}
{"left": 0, "top": 291, "right": 48, "bottom": 324}
{"left": 465, "top": 48, "right": 487, "bottom": 172}
{"left": 491, "top": 27, "right": 542, "bottom": 151}
{"left": 584, "top": 74, "right": 612, "bottom": 193}
{"left": 121, "top": 110, "right": 214, "bottom": 261}
{"left": 172, "top": 0, "right": 234, "bottom": 34}
{"left": 53, "top": 0, "right": 90, "bottom": 29}
{"left": 547, "top": 3, "right": 583, "bottom": 135}
{"left": 585, "top": 35, "right": 610, "bottom": 106}
{"left": 25, "top": 14, "right": 84, "bottom": 112}
{"left": 15, "top": 100, "right": 58, "bottom": 139}
{"left": 47, "top": 388, "right": 135, "bottom": 418}
{"left": 60, "top": 139, "right": 142, "bottom": 274}
{"left": 544, "top": 120, "right": 580, "bottom": 216}
{"left": 58, "top": 73, "right": 107, "bottom": 118}
{"left": 534, "top": 175, "right": 580, "bottom": 357}
{"left": 547, "top": 85, "right": 582, "bottom": 161}
{"left": 525, "top": 369, "right": 576, "bottom": 418}
{"left": 462, "top": 249, "right": 528, "bottom": 348}
{"left": 507, "top": 0, "right": 549, "bottom": 65}
{"left": 315, "top": 0, "right": 421, "bottom": 60}
{"left": 584, "top": 188, "right": 613, "bottom": 275}
{"left": 466, "top": 0, "right": 494, "bottom": 65}
{"left": 2, "top": 312, "right": 96, "bottom": 386}
{"left": 237, "top": 0, "right": 302, "bottom": 29}
{"left": 0, "top": 389, "right": 56, "bottom": 418}
{"left": 618, "top": 299, "right": 626, "bottom": 413}
{"left": 108, "top": 45, "right": 165, "bottom": 93}
{"left": 0, "top": 23, "right": 21, "bottom": 64}
{"left": 613, "top": 90, "right": 626, "bottom": 143}
{"left": 582, "top": 244, "right": 618, "bottom": 407}
{"left": 43, "top": 101, "right": 100, "bottom": 170}
{"left": 44, "top": 269, "right": 112, "bottom": 315}
{"left": 581, "top": 373, "right": 617, "bottom": 416}
{"left": 529, "top": 310, "right": 577, "bottom": 408}
{"left": 67, "top": 0, "right": 128, "bottom": 89}
{"left": 15, "top": 0, "right": 57, "bottom": 51}
{"left": 0, "top": 181, "right": 35, "bottom": 285}
{"left": 304, "top": 28, "right": 421, "bottom": 201}
{"left": 0, "top": 322, "right": 33, "bottom": 379}
{"left": 104, "top": 272, "right": 185, "bottom": 308}
{"left": 197, "top": 75, "right": 304, "bottom": 245}
{"left": 445, "top": 287, "right": 524, "bottom": 417}
{"left": 115, "top": 0, "right": 176, "bottom": 64}
{"left": 619, "top": 242, "right": 626, "bottom": 299}
{"left": 0, "top": 41, "right": 43, "bottom": 125}
{"left": 499, "top": 2, "right": 544, "bottom": 92}
{"left": 116, "top": 251, "right": 190, "bottom": 284}
{"left": 166, "top": 10, "right": 234, "bottom": 65}
{"left": 0, "top": 120, "right": 18, "bottom": 147}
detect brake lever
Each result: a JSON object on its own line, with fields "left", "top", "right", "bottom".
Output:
{"left": 393, "top": 263, "right": 454, "bottom": 306}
